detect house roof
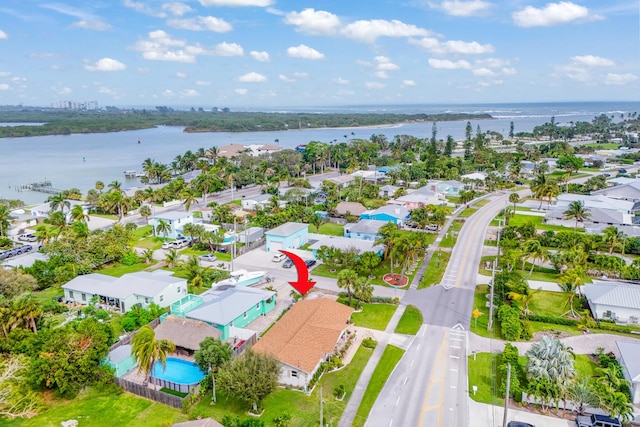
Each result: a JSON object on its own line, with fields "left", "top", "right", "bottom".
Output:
{"left": 217, "top": 144, "right": 249, "bottom": 158}
{"left": 461, "top": 172, "right": 487, "bottom": 181}
{"left": 185, "top": 285, "right": 274, "bottom": 326}
{"left": 154, "top": 211, "right": 193, "bottom": 221}
{"left": 253, "top": 298, "right": 353, "bottom": 374}
{"left": 362, "top": 205, "right": 410, "bottom": 219}
{"left": 556, "top": 193, "right": 635, "bottom": 212}
{"left": 309, "top": 235, "right": 384, "bottom": 253}
{"left": 379, "top": 184, "right": 399, "bottom": 192}
{"left": 62, "top": 271, "right": 184, "bottom": 300}
{"left": 616, "top": 341, "right": 640, "bottom": 383}
{"left": 329, "top": 175, "right": 355, "bottom": 185}
{"left": 345, "top": 220, "right": 389, "bottom": 235}
{"left": 266, "top": 222, "right": 308, "bottom": 237}
{"left": 335, "top": 201, "right": 367, "bottom": 216}
{"left": 583, "top": 281, "right": 640, "bottom": 311}
{"left": 395, "top": 193, "right": 435, "bottom": 203}
{"left": 154, "top": 315, "right": 222, "bottom": 351}
{"left": 593, "top": 181, "right": 640, "bottom": 202}
{"left": 411, "top": 186, "right": 438, "bottom": 196}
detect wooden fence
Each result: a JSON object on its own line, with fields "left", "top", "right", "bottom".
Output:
{"left": 113, "top": 377, "right": 184, "bottom": 409}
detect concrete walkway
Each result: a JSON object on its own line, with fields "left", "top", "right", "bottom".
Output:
{"left": 338, "top": 304, "right": 406, "bottom": 427}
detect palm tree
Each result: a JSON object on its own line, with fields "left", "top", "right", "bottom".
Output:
{"left": 507, "top": 286, "right": 541, "bottom": 315}
{"left": 165, "top": 248, "right": 179, "bottom": 268}
{"left": 181, "top": 187, "right": 199, "bottom": 212}
{"left": 139, "top": 205, "right": 152, "bottom": 225}
{"left": 95, "top": 180, "right": 105, "bottom": 193}
{"left": 142, "top": 249, "right": 154, "bottom": 264}
{"left": 10, "top": 294, "right": 43, "bottom": 333}
{"left": 563, "top": 200, "right": 590, "bottom": 231}
{"left": 509, "top": 192, "right": 520, "bottom": 216}
{"left": 131, "top": 325, "right": 176, "bottom": 384}
{"left": 523, "top": 239, "right": 548, "bottom": 275}
{"left": 0, "top": 205, "right": 10, "bottom": 236}
{"left": 156, "top": 219, "right": 171, "bottom": 238}
{"left": 558, "top": 270, "right": 584, "bottom": 317}
{"left": 566, "top": 376, "right": 598, "bottom": 417}
{"left": 374, "top": 222, "right": 400, "bottom": 275}
{"left": 108, "top": 180, "right": 124, "bottom": 193}
{"left": 601, "top": 391, "right": 634, "bottom": 423}
{"left": 48, "top": 194, "right": 70, "bottom": 214}
{"left": 525, "top": 334, "right": 575, "bottom": 385}
{"left": 337, "top": 269, "right": 358, "bottom": 307}
{"left": 602, "top": 226, "right": 624, "bottom": 254}
{"left": 70, "top": 204, "right": 90, "bottom": 223}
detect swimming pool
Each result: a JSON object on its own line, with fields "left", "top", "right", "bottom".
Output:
{"left": 151, "top": 358, "right": 205, "bottom": 385}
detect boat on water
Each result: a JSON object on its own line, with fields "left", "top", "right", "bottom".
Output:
{"left": 216, "top": 270, "right": 267, "bottom": 287}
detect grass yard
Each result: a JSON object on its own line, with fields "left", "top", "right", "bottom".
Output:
{"left": 418, "top": 250, "right": 450, "bottom": 289}
{"left": 34, "top": 286, "right": 64, "bottom": 304}
{"left": 394, "top": 305, "right": 423, "bottom": 335}
{"left": 469, "top": 285, "right": 500, "bottom": 339}
{"left": 179, "top": 247, "right": 210, "bottom": 257}
{"left": 134, "top": 236, "right": 165, "bottom": 250}
{"left": 584, "top": 143, "right": 620, "bottom": 149}
{"left": 350, "top": 303, "right": 398, "bottom": 331}
{"left": 527, "top": 321, "right": 582, "bottom": 337}
{"left": 440, "top": 220, "right": 463, "bottom": 249}
{"left": 458, "top": 208, "right": 477, "bottom": 218}
{"left": 474, "top": 199, "right": 490, "bottom": 207}
{"left": 468, "top": 352, "right": 503, "bottom": 405}
{"left": 90, "top": 213, "right": 119, "bottom": 221}
{"left": 190, "top": 344, "right": 374, "bottom": 426}
{"left": 99, "top": 262, "right": 151, "bottom": 277}
{"left": 446, "top": 195, "right": 461, "bottom": 204}
{"left": 6, "top": 388, "right": 188, "bottom": 427}
{"left": 527, "top": 289, "right": 579, "bottom": 317}
{"left": 316, "top": 222, "right": 344, "bottom": 236}
{"left": 313, "top": 257, "right": 423, "bottom": 289}
{"left": 352, "top": 345, "right": 405, "bottom": 427}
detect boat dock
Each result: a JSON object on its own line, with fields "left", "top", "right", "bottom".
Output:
{"left": 15, "top": 180, "right": 62, "bottom": 194}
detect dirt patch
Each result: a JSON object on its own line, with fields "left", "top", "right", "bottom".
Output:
{"left": 383, "top": 273, "right": 408, "bottom": 287}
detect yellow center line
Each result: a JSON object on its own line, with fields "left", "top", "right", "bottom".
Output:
{"left": 418, "top": 333, "right": 449, "bottom": 427}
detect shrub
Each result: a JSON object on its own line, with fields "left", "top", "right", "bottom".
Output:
{"left": 272, "top": 412, "right": 292, "bottom": 427}
{"left": 497, "top": 304, "right": 522, "bottom": 341}
{"left": 362, "top": 337, "right": 377, "bottom": 349}
{"left": 334, "top": 384, "right": 346, "bottom": 399}
{"left": 523, "top": 314, "right": 578, "bottom": 326}
{"left": 121, "top": 250, "right": 140, "bottom": 266}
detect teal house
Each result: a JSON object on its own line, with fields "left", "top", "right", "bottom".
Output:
{"left": 265, "top": 222, "right": 309, "bottom": 253}
{"left": 173, "top": 285, "right": 276, "bottom": 340}
{"left": 360, "top": 205, "right": 410, "bottom": 226}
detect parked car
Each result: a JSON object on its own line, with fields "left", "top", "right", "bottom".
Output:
{"left": 171, "top": 239, "right": 189, "bottom": 249}
{"left": 199, "top": 253, "right": 217, "bottom": 262}
{"left": 507, "top": 422, "right": 534, "bottom": 427}
{"left": 618, "top": 168, "right": 627, "bottom": 174}
{"left": 161, "top": 241, "right": 174, "bottom": 249}
{"left": 576, "top": 414, "right": 622, "bottom": 427}
{"left": 304, "top": 259, "right": 317, "bottom": 268}
{"left": 272, "top": 252, "right": 287, "bottom": 263}
{"left": 18, "top": 233, "right": 37, "bottom": 242}
{"left": 282, "top": 258, "right": 294, "bottom": 269}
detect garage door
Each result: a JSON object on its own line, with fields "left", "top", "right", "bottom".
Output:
{"left": 269, "top": 241, "right": 282, "bottom": 253}
{"left": 293, "top": 237, "right": 301, "bottom": 248}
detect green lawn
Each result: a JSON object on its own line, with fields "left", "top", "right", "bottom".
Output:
{"left": 134, "top": 236, "right": 165, "bottom": 250}
{"left": 584, "top": 143, "right": 620, "bottom": 149}
{"left": 446, "top": 195, "right": 461, "bottom": 204}
{"left": 458, "top": 208, "right": 477, "bottom": 218}
{"left": 350, "top": 303, "right": 397, "bottom": 331}
{"left": 179, "top": 247, "right": 210, "bottom": 257}
{"left": 353, "top": 345, "right": 405, "bottom": 427}
{"left": 317, "top": 222, "right": 344, "bottom": 236}
{"left": 527, "top": 321, "right": 582, "bottom": 337}
{"left": 190, "top": 344, "right": 374, "bottom": 426}
{"left": 90, "top": 213, "right": 119, "bottom": 220}
{"left": 130, "top": 225, "right": 152, "bottom": 240}
{"left": 468, "top": 352, "right": 503, "bottom": 405}
{"left": 312, "top": 257, "right": 423, "bottom": 289}
{"left": 418, "top": 250, "right": 450, "bottom": 289}
{"left": 34, "top": 286, "right": 64, "bottom": 304}
{"left": 439, "top": 220, "right": 463, "bottom": 249}
{"left": 527, "top": 289, "right": 579, "bottom": 317}
{"left": 99, "top": 262, "right": 151, "bottom": 277}
{"left": 474, "top": 199, "right": 490, "bottom": 207}
{"left": 6, "top": 388, "right": 188, "bottom": 427}
{"left": 470, "top": 285, "right": 499, "bottom": 339}
{"left": 394, "top": 305, "right": 423, "bottom": 335}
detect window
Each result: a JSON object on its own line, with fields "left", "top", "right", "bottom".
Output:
{"left": 145, "top": 298, "right": 149, "bottom": 304}
{"left": 291, "top": 370, "right": 298, "bottom": 378}
{"left": 81, "top": 293, "right": 86, "bottom": 302}
{"left": 159, "top": 295, "right": 164, "bottom": 302}
{"left": 256, "top": 303, "right": 260, "bottom": 309}
{"left": 69, "top": 291, "right": 74, "bottom": 299}
{"left": 243, "top": 311, "right": 247, "bottom": 319}
{"left": 177, "top": 286, "right": 181, "bottom": 293}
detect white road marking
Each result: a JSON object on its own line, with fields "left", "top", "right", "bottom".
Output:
{"left": 403, "top": 377, "right": 409, "bottom": 385}
{"left": 396, "top": 396, "right": 401, "bottom": 406}
{"left": 450, "top": 355, "right": 460, "bottom": 359}
{"left": 410, "top": 359, "right": 414, "bottom": 367}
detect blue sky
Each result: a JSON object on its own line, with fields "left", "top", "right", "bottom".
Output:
{"left": 0, "top": 0, "right": 638, "bottom": 108}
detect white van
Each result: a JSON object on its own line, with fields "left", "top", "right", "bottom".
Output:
{"left": 272, "top": 252, "right": 286, "bottom": 263}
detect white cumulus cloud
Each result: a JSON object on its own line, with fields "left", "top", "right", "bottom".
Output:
{"left": 181, "top": 89, "right": 200, "bottom": 97}
{"left": 365, "top": 81, "right": 385, "bottom": 89}
{"left": 162, "top": 2, "right": 193, "bottom": 16}
{"left": 571, "top": 55, "right": 614, "bottom": 67}
{"left": 284, "top": 8, "right": 341, "bottom": 35}
{"left": 123, "top": 0, "right": 167, "bottom": 17}
{"left": 428, "top": 58, "right": 471, "bottom": 69}
{"left": 196, "top": 80, "right": 211, "bottom": 85}
{"left": 235, "top": 88, "right": 248, "bottom": 95}
{"left": 84, "top": 58, "right": 126, "bottom": 71}
{"left": 176, "top": 72, "right": 187, "bottom": 78}
{"left": 333, "top": 77, "right": 350, "bottom": 85}
{"left": 210, "top": 42, "right": 244, "bottom": 56}
{"left": 375, "top": 56, "right": 400, "bottom": 71}
{"left": 401, "top": 80, "right": 416, "bottom": 87}
{"left": 341, "top": 19, "right": 431, "bottom": 43}
{"left": 0, "top": 30, "right": 7, "bottom": 39}
{"left": 237, "top": 72, "right": 267, "bottom": 82}
{"left": 199, "top": 0, "right": 273, "bottom": 6}
{"left": 0, "top": 83, "right": 9, "bottom": 90}
{"left": 167, "top": 16, "right": 233, "bottom": 32}
{"left": 429, "top": 0, "right": 492, "bottom": 17}
{"left": 605, "top": 73, "right": 637, "bottom": 85}
{"left": 287, "top": 44, "right": 325, "bottom": 60}
{"left": 410, "top": 38, "right": 494, "bottom": 55}
{"left": 513, "top": 2, "right": 595, "bottom": 27}
{"left": 472, "top": 68, "right": 495, "bottom": 76}
{"left": 250, "top": 51, "right": 270, "bottom": 62}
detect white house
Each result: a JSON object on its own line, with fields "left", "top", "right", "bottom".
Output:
{"left": 151, "top": 211, "right": 195, "bottom": 239}
{"left": 241, "top": 194, "right": 273, "bottom": 211}
{"left": 616, "top": 341, "right": 640, "bottom": 405}
{"left": 62, "top": 271, "right": 187, "bottom": 312}
{"left": 583, "top": 280, "right": 640, "bottom": 324}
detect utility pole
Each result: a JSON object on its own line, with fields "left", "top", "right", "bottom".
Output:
{"left": 502, "top": 363, "right": 511, "bottom": 427}
{"left": 319, "top": 386, "right": 323, "bottom": 427}
{"left": 488, "top": 219, "right": 503, "bottom": 331}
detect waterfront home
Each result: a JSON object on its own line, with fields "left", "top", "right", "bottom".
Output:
{"left": 151, "top": 211, "right": 195, "bottom": 239}
{"left": 265, "top": 222, "right": 309, "bottom": 253}
{"left": 583, "top": 280, "right": 640, "bottom": 324}
{"left": 183, "top": 285, "right": 275, "bottom": 340}
{"left": 344, "top": 220, "right": 389, "bottom": 241}
{"left": 62, "top": 271, "right": 187, "bottom": 312}
{"left": 253, "top": 298, "right": 353, "bottom": 389}
{"left": 360, "top": 205, "right": 410, "bottom": 226}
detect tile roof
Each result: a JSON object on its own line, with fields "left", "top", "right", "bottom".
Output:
{"left": 253, "top": 298, "right": 353, "bottom": 374}
{"left": 616, "top": 341, "right": 640, "bottom": 383}
{"left": 583, "top": 281, "right": 640, "bottom": 310}
{"left": 266, "top": 222, "right": 309, "bottom": 236}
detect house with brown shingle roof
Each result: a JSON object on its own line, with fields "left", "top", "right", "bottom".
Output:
{"left": 252, "top": 298, "right": 353, "bottom": 388}
{"left": 334, "top": 201, "right": 367, "bottom": 217}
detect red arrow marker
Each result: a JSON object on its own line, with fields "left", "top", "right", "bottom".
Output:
{"left": 279, "top": 250, "right": 316, "bottom": 295}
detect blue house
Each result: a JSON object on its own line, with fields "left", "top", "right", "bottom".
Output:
{"left": 360, "top": 205, "right": 410, "bottom": 226}
{"left": 265, "top": 222, "right": 309, "bottom": 253}
{"left": 344, "top": 220, "right": 389, "bottom": 241}
{"left": 151, "top": 211, "right": 195, "bottom": 239}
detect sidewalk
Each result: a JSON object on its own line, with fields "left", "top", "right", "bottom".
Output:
{"left": 338, "top": 304, "right": 407, "bottom": 427}
{"left": 468, "top": 398, "right": 573, "bottom": 426}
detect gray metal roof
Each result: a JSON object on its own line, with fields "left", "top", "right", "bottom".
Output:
{"left": 309, "top": 235, "right": 384, "bottom": 253}
{"left": 345, "top": 220, "right": 388, "bottom": 235}
{"left": 364, "top": 205, "right": 410, "bottom": 219}
{"left": 62, "top": 271, "right": 184, "bottom": 300}
{"left": 185, "top": 285, "right": 275, "bottom": 326}
{"left": 593, "top": 181, "right": 640, "bottom": 202}
{"left": 616, "top": 341, "right": 640, "bottom": 383}
{"left": 266, "top": 221, "right": 308, "bottom": 236}
{"left": 154, "top": 210, "right": 192, "bottom": 221}
{"left": 583, "top": 281, "right": 640, "bottom": 310}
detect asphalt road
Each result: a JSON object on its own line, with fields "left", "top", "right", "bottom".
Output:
{"left": 366, "top": 193, "right": 509, "bottom": 427}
